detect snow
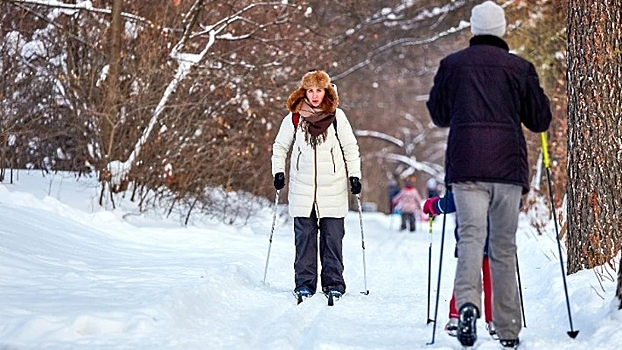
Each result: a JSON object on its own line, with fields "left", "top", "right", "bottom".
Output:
{"left": 1, "top": 171, "right": 621, "bottom": 350}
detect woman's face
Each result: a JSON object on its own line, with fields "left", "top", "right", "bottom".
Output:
{"left": 305, "top": 87, "right": 325, "bottom": 107}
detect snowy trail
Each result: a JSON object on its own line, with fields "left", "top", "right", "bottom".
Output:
{"left": 254, "top": 211, "right": 460, "bottom": 350}
{"left": 1, "top": 174, "right": 621, "bottom": 349}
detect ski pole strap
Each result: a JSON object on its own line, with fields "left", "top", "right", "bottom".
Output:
{"left": 540, "top": 132, "right": 551, "bottom": 169}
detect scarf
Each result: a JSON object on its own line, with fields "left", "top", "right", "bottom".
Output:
{"left": 298, "top": 99, "right": 336, "bottom": 147}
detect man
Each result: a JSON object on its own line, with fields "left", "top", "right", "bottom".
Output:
{"left": 426, "top": 1, "right": 551, "bottom": 348}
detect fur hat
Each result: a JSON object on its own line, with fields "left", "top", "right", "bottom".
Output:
{"left": 286, "top": 70, "right": 339, "bottom": 113}
{"left": 470, "top": 1, "right": 506, "bottom": 38}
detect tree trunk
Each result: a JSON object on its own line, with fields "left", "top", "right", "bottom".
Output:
{"left": 103, "top": 0, "right": 123, "bottom": 164}
{"left": 566, "top": 0, "right": 622, "bottom": 280}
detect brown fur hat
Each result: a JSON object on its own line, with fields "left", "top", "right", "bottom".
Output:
{"left": 286, "top": 70, "right": 339, "bottom": 113}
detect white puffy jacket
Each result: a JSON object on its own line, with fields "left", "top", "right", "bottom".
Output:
{"left": 272, "top": 108, "right": 361, "bottom": 218}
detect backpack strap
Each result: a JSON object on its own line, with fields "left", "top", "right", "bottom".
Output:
{"left": 291, "top": 113, "right": 300, "bottom": 144}
{"left": 332, "top": 117, "right": 349, "bottom": 177}
{"left": 292, "top": 112, "right": 300, "bottom": 129}
{"left": 292, "top": 112, "right": 348, "bottom": 176}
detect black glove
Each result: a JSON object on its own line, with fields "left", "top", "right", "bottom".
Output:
{"left": 349, "top": 177, "right": 361, "bottom": 195}
{"left": 274, "top": 172, "right": 285, "bottom": 190}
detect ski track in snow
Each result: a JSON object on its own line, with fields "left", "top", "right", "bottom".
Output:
{"left": 249, "top": 213, "right": 442, "bottom": 350}
{"left": 0, "top": 173, "right": 620, "bottom": 349}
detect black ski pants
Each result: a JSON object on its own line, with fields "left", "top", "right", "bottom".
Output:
{"left": 400, "top": 212, "right": 416, "bottom": 232}
{"left": 293, "top": 209, "right": 346, "bottom": 295}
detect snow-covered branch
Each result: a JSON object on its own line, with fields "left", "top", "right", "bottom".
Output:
{"left": 332, "top": 21, "right": 469, "bottom": 81}
{"left": 379, "top": 152, "right": 443, "bottom": 177}
{"left": 8, "top": 0, "right": 154, "bottom": 27}
{"left": 355, "top": 130, "right": 404, "bottom": 148}
{"left": 106, "top": 1, "right": 293, "bottom": 187}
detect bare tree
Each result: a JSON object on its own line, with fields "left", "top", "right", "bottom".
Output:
{"left": 0, "top": 0, "right": 307, "bottom": 221}
{"left": 566, "top": 0, "right": 622, "bottom": 304}
{"left": 1, "top": 0, "right": 564, "bottom": 221}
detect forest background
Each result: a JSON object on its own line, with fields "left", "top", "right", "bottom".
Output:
{"left": 0, "top": 0, "right": 566, "bottom": 214}
{"left": 4, "top": 0, "right": 620, "bottom": 296}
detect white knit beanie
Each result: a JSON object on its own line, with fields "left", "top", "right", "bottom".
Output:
{"left": 470, "top": 1, "right": 506, "bottom": 38}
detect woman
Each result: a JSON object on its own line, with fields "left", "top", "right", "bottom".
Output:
{"left": 271, "top": 70, "right": 361, "bottom": 305}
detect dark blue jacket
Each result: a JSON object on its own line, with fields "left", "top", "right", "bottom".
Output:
{"left": 427, "top": 35, "right": 552, "bottom": 195}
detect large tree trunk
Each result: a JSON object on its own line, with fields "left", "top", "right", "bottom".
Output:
{"left": 566, "top": 0, "right": 622, "bottom": 288}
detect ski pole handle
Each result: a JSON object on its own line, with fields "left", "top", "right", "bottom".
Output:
{"left": 540, "top": 132, "right": 550, "bottom": 169}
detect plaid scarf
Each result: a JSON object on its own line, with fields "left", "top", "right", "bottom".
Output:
{"left": 298, "top": 100, "right": 336, "bottom": 147}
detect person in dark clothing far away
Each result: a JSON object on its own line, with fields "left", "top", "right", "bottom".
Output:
{"left": 387, "top": 180, "right": 400, "bottom": 213}
{"left": 426, "top": 178, "right": 440, "bottom": 198}
{"left": 426, "top": 1, "right": 552, "bottom": 348}
{"left": 272, "top": 70, "right": 362, "bottom": 305}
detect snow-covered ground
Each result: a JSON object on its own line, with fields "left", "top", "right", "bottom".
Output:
{"left": 1, "top": 171, "right": 620, "bottom": 349}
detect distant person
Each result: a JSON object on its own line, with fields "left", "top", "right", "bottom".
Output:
{"left": 391, "top": 179, "right": 423, "bottom": 232}
{"left": 271, "top": 70, "right": 362, "bottom": 305}
{"left": 423, "top": 192, "right": 497, "bottom": 340}
{"left": 426, "top": 178, "right": 439, "bottom": 198}
{"left": 426, "top": 1, "right": 551, "bottom": 348}
{"left": 387, "top": 180, "right": 400, "bottom": 213}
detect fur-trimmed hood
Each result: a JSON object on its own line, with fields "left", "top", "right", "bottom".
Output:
{"left": 286, "top": 70, "right": 339, "bottom": 114}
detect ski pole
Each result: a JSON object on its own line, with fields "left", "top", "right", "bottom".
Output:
{"left": 427, "top": 194, "right": 449, "bottom": 345}
{"left": 515, "top": 252, "right": 527, "bottom": 327}
{"left": 356, "top": 194, "right": 370, "bottom": 295}
{"left": 426, "top": 216, "right": 434, "bottom": 324}
{"left": 540, "top": 132, "right": 579, "bottom": 338}
{"left": 262, "top": 189, "right": 280, "bottom": 284}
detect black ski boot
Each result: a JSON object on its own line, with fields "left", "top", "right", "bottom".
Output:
{"left": 294, "top": 287, "right": 313, "bottom": 305}
{"left": 326, "top": 290, "right": 342, "bottom": 306}
{"left": 457, "top": 303, "right": 479, "bottom": 347}
{"left": 500, "top": 338, "right": 520, "bottom": 348}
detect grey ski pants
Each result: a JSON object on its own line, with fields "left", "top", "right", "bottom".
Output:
{"left": 452, "top": 181, "right": 523, "bottom": 340}
{"left": 293, "top": 209, "right": 346, "bottom": 294}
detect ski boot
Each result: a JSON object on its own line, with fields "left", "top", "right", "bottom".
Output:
{"left": 486, "top": 322, "right": 499, "bottom": 340}
{"left": 295, "top": 287, "right": 313, "bottom": 304}
{"left": 500, "top": 338, "right": 520, "bottom": 348}
{"left": 444, "top": 318, "right": 458, "bottom": 337}
{"left": 326, "top": 290, "right": 342, "bottom": 306}
{"left": 457, "top": 303, "right": 479, "bottom": 348}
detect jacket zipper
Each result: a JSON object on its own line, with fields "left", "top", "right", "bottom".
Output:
{"left": 313, "top": 145, "right": 319, "bottom": 217}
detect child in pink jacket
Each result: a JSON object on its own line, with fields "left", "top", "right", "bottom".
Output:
{"left": 392, "top": 180, "right": 423, "bottom": 232}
